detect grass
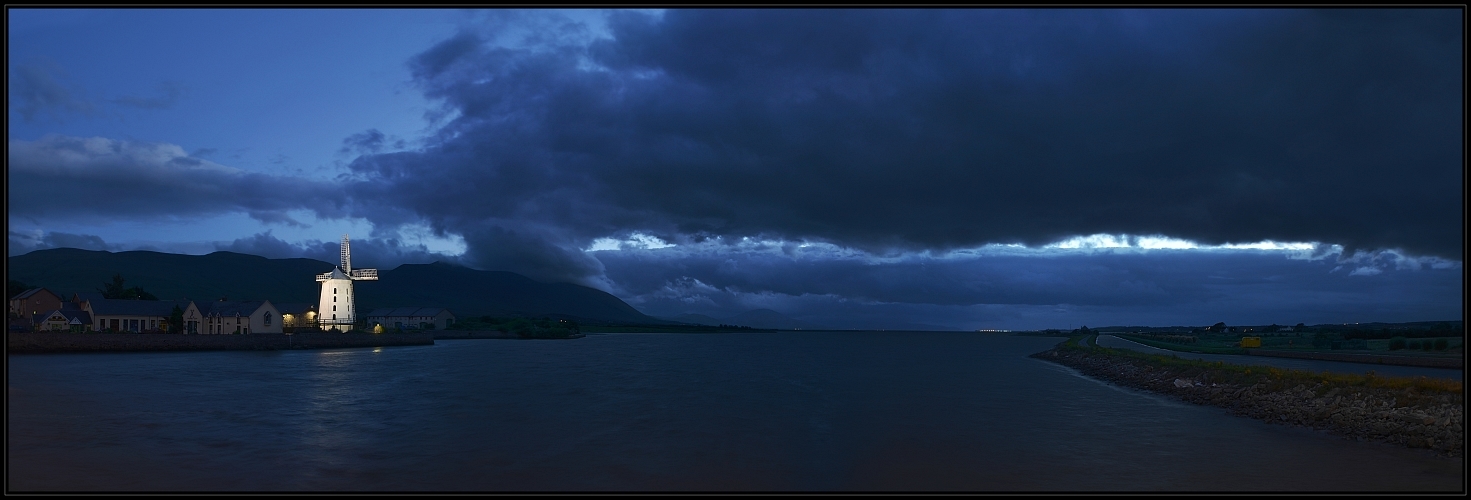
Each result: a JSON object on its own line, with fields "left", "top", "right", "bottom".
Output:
{"left": 1112, "top": 333, "right": 1247, "bottom": 355}
{"left": 1057, "top": 340, "right": 1462, "bottom": 395}
{"left": 1111, "top": 333, "right": 1463, "bottom": 357}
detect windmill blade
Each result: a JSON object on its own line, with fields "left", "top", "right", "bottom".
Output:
{"left": 341, "top": 234, "right": 352, "bottom": 272}
{"left": 349, "top": 269, "right": 378, "bottom": 280}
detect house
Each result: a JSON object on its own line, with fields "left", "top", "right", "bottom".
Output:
{"left": 85, "top": 298, "right": 201, "bottom": 333}
{"left": 10, "top": 288, "right": 64, "bottom": 330}
{"left": 199, "top": 300, "right": 282, "bottom": 334}
{"left": 274, "top": 303, "right": 318, "bottom": 332}
{"left": 365, "top": 307, "right": 456, "bottom": 331}
{"left": 32, "top": 304, "right": 93, "bottom": 333}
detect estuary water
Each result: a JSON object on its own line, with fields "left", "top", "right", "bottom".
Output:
{"left": 6, "top": 332, "right": 1463, "bottom": 492}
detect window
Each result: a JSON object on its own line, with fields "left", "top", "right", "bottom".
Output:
{"left": 264, "top": 312, "right": 272, "bottom": 326}
{"left": 334, "top": 287, "right": 337, "bottom": 294}
{"left": 332, "top": 305, "right": 336, "bottom": 311}
{"left": 333, "top": 296, "right": 337, "bottom": 302}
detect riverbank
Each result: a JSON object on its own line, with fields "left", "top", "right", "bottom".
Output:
{"left": 1112, "top": 333, "right": 1463, "bottom": 368}
{"left": 1032, "top": 338, "right": 1463, "bottom": 457}
{"left": 6, "top": 332, "right": 434, "bottom": 354}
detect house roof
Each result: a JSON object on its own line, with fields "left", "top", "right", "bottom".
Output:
{"left": 13, "top": 288, "right": 58, "bottom": 301}
{"left": 34, "top": 308, "right": 91, "bottom": 325}
{"left": 88, "top": 298, "right": 191, "bottom": 317}
{"left": 201, "top": 300, "right": 272, "bottom": 317}
{"left": 274, "top": 303, "right": 316, "bottom": 315}
{"left": 365, "top": 307, "right": 453, "bottom": 318}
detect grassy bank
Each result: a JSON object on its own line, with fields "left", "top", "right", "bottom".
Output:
{"left": 1062, "top": 336, "right": 1459, "bottom": 393}
{"left": 1109, "top": 332, "right": 1462, "bottom": 357}
{"left": 1034, "top": 337, "right": 1463, "bottom": 456}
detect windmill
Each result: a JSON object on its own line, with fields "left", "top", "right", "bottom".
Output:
{"left": 315, "top": 234, "right": 378, "bottom": 331}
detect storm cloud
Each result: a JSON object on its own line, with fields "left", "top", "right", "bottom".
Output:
{"left": 7, "top": 9, "right": 1462, "bottom": 329}
{"left": 213, "top": 231, "right": 459, "bottom": 270}
{"left": 594, "top": 241, "right": 1462, "bottom": 330}
{"left": 337, "top": 9, "right": 1461, "bottom": 287}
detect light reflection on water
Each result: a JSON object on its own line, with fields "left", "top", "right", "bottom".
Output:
{"left": 6, "top": 333, "right": 1463, "bottom": 492}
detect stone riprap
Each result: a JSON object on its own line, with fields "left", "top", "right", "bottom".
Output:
{"left": 1032, "top": 345, "right": 1464, "bottom": 457}
{"left": 7, "top": 332, "right": 434, "bottom": 354}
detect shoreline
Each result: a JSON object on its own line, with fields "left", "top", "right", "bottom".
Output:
{"left": 6, "top": 332, "right": 434, "bottom": 354}
{"left": 1032, "top": 340, "right": 1464, "bottom": 458}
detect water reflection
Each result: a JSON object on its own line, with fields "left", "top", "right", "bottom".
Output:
{"left": 5, "top": 334, "right": 1462, "bottom": 492}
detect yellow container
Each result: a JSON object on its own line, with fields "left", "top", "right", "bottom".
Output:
{"left": 1240, "top": 336, "right": 1262, "bottom": 348}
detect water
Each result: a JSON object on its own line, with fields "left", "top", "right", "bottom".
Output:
{"left": 7, "top": 332, "right": 1463, "bottom": 492}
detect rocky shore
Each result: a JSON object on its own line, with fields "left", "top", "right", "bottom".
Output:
{"left": 1032, "top": 343, "right": 1464, "bottom": 457}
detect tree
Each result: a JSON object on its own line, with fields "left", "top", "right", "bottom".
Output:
{"left": 98, "top": 274, "right": 158, "bottom": 300}
{"left": 169, "top": 305, "right": 184, "bottom": 334}
{"left": 8, "top": 279, "right": 33, "bottom": 300}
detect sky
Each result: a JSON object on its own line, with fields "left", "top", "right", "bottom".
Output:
{"left": 7, "top": 8, "right": 1464, "bottom": 331}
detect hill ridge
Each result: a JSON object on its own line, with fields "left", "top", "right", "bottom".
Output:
{"left": 8, "top": 248, "right": 658, "bottom": 324}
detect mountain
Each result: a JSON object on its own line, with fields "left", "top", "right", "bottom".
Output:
{"left": 694, "top": 308, "right": 830, "bottom": 330}
{"left": 665, "top": 313, "right": 725, "bottom": 326}
{"left": 6, "top": 248, "right": 661, "bottom": 324}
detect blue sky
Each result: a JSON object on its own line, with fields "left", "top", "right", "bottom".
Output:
{"left": 7, "top": 8, "right": 1463, "bottom": 330}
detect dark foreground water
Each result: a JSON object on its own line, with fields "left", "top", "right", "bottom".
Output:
{"left": 7, "top": 332, "right": 1463, "bottom": 492}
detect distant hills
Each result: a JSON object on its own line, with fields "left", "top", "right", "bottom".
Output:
{"left": 663, "top": 308, "right": 831, "bottom": 330}
{"left": 6, "top": 248, "right": 662, "bottom": 324}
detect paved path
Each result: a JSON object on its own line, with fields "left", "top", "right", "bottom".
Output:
{"left": 1093, "top": 335, "right": 1462, "bottom": 381}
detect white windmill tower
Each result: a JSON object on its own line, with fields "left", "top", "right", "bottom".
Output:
{"left": 316, "top": 234, "right": 378, "bottom": 331}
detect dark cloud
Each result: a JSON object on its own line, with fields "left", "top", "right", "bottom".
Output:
{"left": 213, "top": 231, "right": 460, "bottom": 270}
{"left": 8, "top": 62, "right": 96, "bottom": 122}
{"left": 595, "top": 243, "right": 1462, "bottom": 330}
{"left": 7, "top": 135, "right": 352, "bottom": 224}
{"left": 8, "top": 230, "right": 117, "bottom": 255}
{"left": 340, "top": 9, "right": 1460, "bottom": 288}
{"left": 338, "top": 129, "right": 404, "bottom": 156}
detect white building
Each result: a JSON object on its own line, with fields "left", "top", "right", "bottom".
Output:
{"left": 200, "top": 300, "right": 282, "bottom": 334}
{"left": 83, "top": 298, "right": 201, "bottom": 334}
{"left": 316, "top": 234, "right": 377, "bottom": 331}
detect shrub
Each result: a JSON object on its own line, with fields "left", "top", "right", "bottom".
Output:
{"left": 1422, "top": 339, "right": 1434, "bottom": 351}
{"left": 1434, "top": 338, "right": 1448, "bottom": 350}
{"left": 1388, "top": 337, "right": 1406, "bottom": 350}
{"left": 1407, "top": 340, "right": 1421, "bottom": 350}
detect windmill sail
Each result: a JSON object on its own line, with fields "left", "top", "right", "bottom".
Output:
{"left": 341, "top": 234, "right": 352, "bottom": 273}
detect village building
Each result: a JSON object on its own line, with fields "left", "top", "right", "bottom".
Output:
{"left": 10, "top": 288, "right": 64, "bottom": 330}
{"left": 274, "top": 303, "right": 318, "bottom": 332}
{"left": 32, "top": 303, "right": 93, "bottom": 333}
{"left": 84, "top": 298, "right": 202, "bottom": 333}
{"left": 365, "top": 307, "right": 456, "bottom": 331}
{"left": 199, "top": 300, "right": 282, "bottom": 334}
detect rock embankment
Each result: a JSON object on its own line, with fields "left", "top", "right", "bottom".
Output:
{"left": 1033, "top": 346, "right": 1463, "bottom": 457}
